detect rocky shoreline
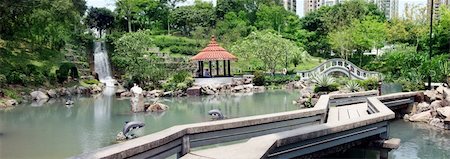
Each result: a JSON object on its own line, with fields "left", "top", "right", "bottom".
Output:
{"left": 116, "top": 79, "right": 268, "bottom": 99}
{"left": 404, "top": 85, "right": 450, "bottom": 129}
{"left": 0, "top": 83, "right": 105, "bottom": 109}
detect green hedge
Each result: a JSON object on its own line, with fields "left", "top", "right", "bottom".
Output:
{"left": 265, "top": 74, "right": 300, "bottom": 85}
{"left": 152, "top": 35, "right": 205, "bottom": 55}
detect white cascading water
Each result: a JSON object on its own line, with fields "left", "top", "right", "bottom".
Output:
{"left": 94, "top": 41, "right": 115, "bottom": 87}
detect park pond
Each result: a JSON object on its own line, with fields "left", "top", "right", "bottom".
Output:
{"left": 0, "top": 89, "right": 299, "bottom": 159}
{"left": 1, "top": 88, "right": 450, "bottom": 159}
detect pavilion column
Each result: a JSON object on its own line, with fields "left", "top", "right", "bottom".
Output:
{"left": 223, "top": 60, "right": 226, "bottom": 76}
{"left": 216, "top": 60, "right": 219, "bottom": 77}
{"left": 199, "top": 61, "right": 204, "bottom": 77}
{"left": 227, "top": 60, "right": 231, "bottom": 77}
{"left": 209, "top": 61, "right": 212, "bottom": 77}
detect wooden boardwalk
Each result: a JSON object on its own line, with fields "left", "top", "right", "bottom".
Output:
{"left": 327, "top": 103, "right": 369, "bottom": 123}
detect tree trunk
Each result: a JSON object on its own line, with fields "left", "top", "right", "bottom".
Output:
{"left": 127, "top": 15, "right": 132, "bottom": 33}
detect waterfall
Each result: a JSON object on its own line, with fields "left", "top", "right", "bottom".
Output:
{"left": 94, "top": 41, "right": 115, "bottom": 87}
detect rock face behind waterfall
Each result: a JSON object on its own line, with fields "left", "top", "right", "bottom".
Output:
{"left": 130, "top": 85, "right": 145, "bottom": 112}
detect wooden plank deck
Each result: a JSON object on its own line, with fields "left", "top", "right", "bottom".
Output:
{"left": 327, "top": 103, "right": 369, "bottom": 123}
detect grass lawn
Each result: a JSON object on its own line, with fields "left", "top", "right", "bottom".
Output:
{"left": 293, "top": 56, "right": 325, "bottom": 71}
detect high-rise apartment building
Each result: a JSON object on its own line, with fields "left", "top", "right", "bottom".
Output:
{"left": 428, "top": 0, "right": 450, "bottom": 20}
{"left": 282, "top": 0, "right": 297, "bottom": 13}
{"left": 303, "top": 0, "right": 325, "bottom": 15}
{"left": 303, "top": 0, "right": 399, "bottom": 19}
{"left": 370, "top": 0, "right": 399, "bottom": 19}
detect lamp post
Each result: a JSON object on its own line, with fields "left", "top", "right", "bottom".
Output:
{"left": 428, "top": 0, "right": 433, "bottom": 90}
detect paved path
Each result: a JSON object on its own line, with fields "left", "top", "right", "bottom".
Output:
{"left": 327, "top": 103, "right": 369, "bottom": 123}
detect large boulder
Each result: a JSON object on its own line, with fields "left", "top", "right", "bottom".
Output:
{"left": 30, "top": 91, "right": 49, "bottom": 100}
{"left": 146, "top": 102, "right": 169, "bottom": 112}
{"left": 437, "top": 85, "right": 446, "bottom": 94}
{"left": 253, "top": 86, "right": 266, "bottom": 92}
{"left": 90, "top": 85, "right": 102, "bottom": 94}
{"left": 416, "top": 102, "right": 431, "bottom": 113}
{"left": 148, "top": 90, "right": 164, "bottom": 98}
{"left": 430, "top": 100, "right": 448, "bottom": 110}
{"left": 300, "top": 88, "right": 313, "bottom": 98}
{"left": 163, "top": 91, "right": 173, "bottom": 97}
{"left": 231, "top": 85, "right": 244, "bottom": 93}
{"left": 424, "top": 90, "right": 439, "bottom": 103}
{"left": 436, "top": 107, "right": 450, "bottom": 119}
{"left": 115, "top": 87, "right": 127, "bottom": 96}
{"left": 409, "top": 110, "right": 432, "bottom": 122}
{"left": 120, "top": 91, "right": 132, "bottom": 97}
{"left": 46, "top": 89, "right": 57, "bottom": 98}
{"left": 6, "top": 99, "right": 17, "bottom": 107}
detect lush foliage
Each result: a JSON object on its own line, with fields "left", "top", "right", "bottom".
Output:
{"left": 253, "top": 71, "right": 266, "bottom": 86}
{"left": 162, "top": 71, "right": 194, "bottom": 91}
{"left": 85, "top": 7, "right": 115, "bottom": 37}
{"left": 112, "top": 30, "right": 166, "bottom": 89}
{"left": 265, "top": 75, "right": 300, "bottom": 86}
{"left": 366, "top": 46, "right": 449, "bottom": 92}
{"left": 231, "top": 30, "right": 308, "bottom": 73}
{"left": 152, "top": 35, "right": 206, "bottom": 55}
{"left": 311, "top": 74, "right": 339, "bottom": 93}
{"left": 345, "top": 80, "right": 361, "bottom": 92}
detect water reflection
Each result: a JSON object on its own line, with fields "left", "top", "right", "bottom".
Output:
{"left": 389, "top": 120, "right": 450, "bottom": 159}
{"left": 0, "top": 90, "right": 299, "bottom": 159}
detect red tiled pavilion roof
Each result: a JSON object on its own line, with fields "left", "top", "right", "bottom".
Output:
{"left": 191, "top": 36, "right": 238, "bottom": 61}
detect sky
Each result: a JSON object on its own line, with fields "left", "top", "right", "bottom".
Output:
{"left": 86, "top": 0, "right": 427, "bottom": 17}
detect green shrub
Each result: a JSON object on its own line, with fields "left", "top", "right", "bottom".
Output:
{"left": 253, "top": 71, "right": 265, "bottom": 86}
{"left": 0, "top": 74, "right": 6, "bottom": 86}
{"left": 265, "top": 74, "right": 300, "bottom": 85}
{"left": 311, "top": 74, "right": 335, "bottom": 88}
{"left": 6, "top": 71, "right": 27, "bottom": 85}
{"left": 83, "top": 79, "right": 101, "bottom": 85}
{"left": 30, "top": 73, "right": 46, "bottom": 86}
{"left": 358, "top": 77, "right": 378, "bottom": 90}
{"left": 345, "top": 80, "right": 361, "bottom": 92}
{"left": 163, "top": 71, "right": 194, "bottom": 91}
{"left": 169, "top": 46, "right": 198, "bottom": 55}
{"left": 56, "top": 62, "right": 78, "bottom": 83}
{"left": 314, "top": 83, "right": 339, "bottom": 93}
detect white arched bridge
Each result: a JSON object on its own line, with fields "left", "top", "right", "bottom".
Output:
{"left": 297, "top": 58, "right": 380, "bottom": 80}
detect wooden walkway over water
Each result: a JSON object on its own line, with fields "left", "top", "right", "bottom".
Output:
{"left": 72, "top": 91, "right": 418, "bottom": 159}
{"left": 328, "top": 103, "right": 369, "bottom": 123}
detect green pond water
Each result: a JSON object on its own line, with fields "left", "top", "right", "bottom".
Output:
{"left": 2, "top": 88, "right": 450, "bottom": 159}
{"left": 0, "top": 88, "right": 299, "bottom": 159}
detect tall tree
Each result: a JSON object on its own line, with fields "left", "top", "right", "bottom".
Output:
{"left": 170, "top": 0, "right": 215, "bottom": 36}
{"left": 85, "top": 7, "right": 115, "bottom": 37}
{"left": 230, "top": 30, "right": 306, "bottom": 73}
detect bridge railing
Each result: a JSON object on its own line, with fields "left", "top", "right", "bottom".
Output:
{"left": 297, "top": 58, "right": 379, "bottom": 80}
{"left": 329, "top": 90, "right": 378, "bottom": 107}
{"left": 184, "top": 93, "right": 403, "bottom": 159}
{"left": 71, "top": 96, "right": 331, "bottom": 159}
